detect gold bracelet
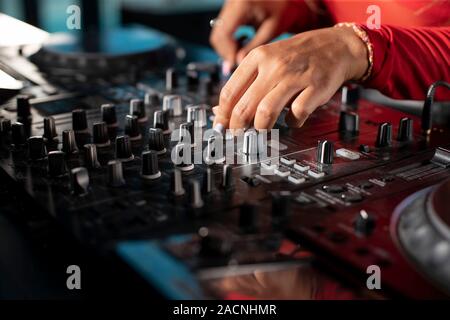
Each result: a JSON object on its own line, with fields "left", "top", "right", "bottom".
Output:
{"left": 334, "top": 22, "right": 374, "bottom": 82}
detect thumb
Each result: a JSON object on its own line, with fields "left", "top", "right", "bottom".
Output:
{"left": 236, "top": 18, "right": 279, "bottom": 63}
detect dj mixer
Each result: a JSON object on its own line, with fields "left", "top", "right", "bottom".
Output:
{"left": 1, "top": 25, "right": 450, "bottom": 300}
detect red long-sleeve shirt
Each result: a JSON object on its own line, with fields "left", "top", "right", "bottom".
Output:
{"left": 297, "top": 0, "right": 450, "bottom": 100}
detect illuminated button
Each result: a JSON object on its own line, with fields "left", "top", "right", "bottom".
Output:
{"left": 294, "top": 162, "right": 310, "bottom": 172}
{"left": 275, "top": 166, "right": 291, "bottom": 178}
{"left": 280, "top": 157, "right": 296, "bottom": 166}
{"left": 336, "top": 148, "right": 360, "bottom": 160}
{"left": 288, "top": 173, "right": 306, "bottom": 185}
{"left": 307, "top": 169, "right": 325, "bottom": 179}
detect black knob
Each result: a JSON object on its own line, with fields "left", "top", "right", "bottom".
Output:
{"left": 165, "top": 68, "right": 178, "bottom": 91}
{"left": 0, "top": 119, "right": 11, "bottom": 135}
{"left": 125, "top": 115, "right": 142, "bottom": 140}
{"left": 222, "top": 164, "right": 234, "bottom": 190}
{"left": 71, "top": 167, "right": 89, "bottom": 195}
{"left": 28, "top": 136, "right": 47, "bottom": 160}
{"left": 271, "top": 191, "right": 291, "bottom": 220}
{"left": 239, "top": 202, "right": 257, "bottom": 233}
{"left": 48, "top": 151, "right": 67, "bottom": 177}
{"left": 179, "top": 122, "right": 194, "bottom": 146}
{"left": 153, "top": 110, "right": 170, "bottom": 133}
{"left": 101, "top": 104, "right": 117, "bottom": 127}
{"left": 397, "top": 117, "right": 413, "bottom": 142}
{"left": 43, "top": 117, "right": 58, "bottom": 141}
{"left": 148, "top": 128, "right": 166, "bottom": 154}
{"left": 341, "top": 85, "right": 360, "bottom": 107}
{"left": 317, "top": 140, "right": 334, "bottom": 164}
{"left": 141, "top": 150, "right": 161, "bottom": 179}
{"left": 144, "top": 92, "right": 160, "bottom": 108}
{"left": 92, "top": 121, "right": 110, "bottom": 147}
{"left": 202, "top": 167, "right": 214, "bottom": 194}
{"left": 108, "top": 160, "right": 125, "bottom": 187}
{"left": 129, "top": 99, "right": 147, "bottom": 122}
{"left": 170, "top": 168, "right": 185, "bottom": 196}
{"left": 11, "top": 122, "right": 27, "bottom": 146}
{"left": 62, "top": 129, "right": 79, "bottom": 154}
{"left": 354, "top": 209, "right": 375, "bottom": 235}
{"left": 339, "top": 111, "right": 359, "bottom": 135}
{"left": 72, "top": 109, "right": 88, "bottom": 132}
{"left": 375, "top": 122, "right": 392, "bottom": 148}
{"left": 174, "top": 143, "right": 194, "bottom": 171}
{"left": 16, "top": 94, "right": 31, "bottom": 121}
{"left": 115, "top": 135, "right": 134, "bottom": 161}
{"left": 84, "top": 144, "right": 101, "bottom": 169}
{"left": 189, "top": 180, "right": 204, "bottom": 209}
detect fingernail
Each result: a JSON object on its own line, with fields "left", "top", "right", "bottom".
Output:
{"left": 212, "top": 106, "right": 219, "bottom": 115}
{"left": 222, "top": 61, "right": 231, "bottom": 76}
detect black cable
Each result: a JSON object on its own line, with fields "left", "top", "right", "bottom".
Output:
{"left": 421, "top": 81, "right": 450, "bottom": 134}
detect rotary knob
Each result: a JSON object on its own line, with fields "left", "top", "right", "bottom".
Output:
{"left": 84, "top": 144, "right": 101, "bottom": 169}
{"left": 144, "top": 92, "right": 160, "bottom": 108}
{"left": 397, "top": 117, "right": 413, "bottom": 142}
{"left": 153, "top": 110, "right": 170, "bottom": 133}
{"left": 108, "top": 160, "right": 125, "bottom": 187}
{"left": 162, "top": 95, "right": 183, "bottom": 117}
{"left": 62, "top": 129, "right": 79, "bottom": 154}
{"left": 129, "top": 99, "right": 147, "bottom": 122}
{"left": 11, "top": 122, "right": 27, "bottom": 146}
{"left": 124, "top": 115, "right": 142, "bottom": 140}
{"left": 115, "top": 135, "right": 134, "bottom": 161}
{"left": 141, "top": 150, "right": 161, "bottom": 180}
{"left": 101, "top": 103, "right": 117, "bottom": 127}
{"left": 71, "top": 167, "right": 89, "bottom": 195}
{"left": 92, "top": 121, "right": 110, "bottom": 147}
{"left": 170, "top": 168, "right": 185, "bottom": 196}
{"left": 16, "top": 94, "right": 31, "bottom": 122}
{"left": 48, "top": 151, "right": 67, "bottom": 177}
{"left": 43, "top": 117, "right": 58, "bottom": 142}
{"left": 179, "top": 122, "right": 195, "bottom": 146}
{"left": 354, "top": 209, "right": 376, "bottom": 235}
{"left": 0, "top": 119, "right": 11, "bottom": 135}
{"left": 375, "top": 122, "right": 392, "bottom": 148}
{"left": 165, "top": 68, "right": 178, "bottom": 91}
{"left": 338, "top": 111, "right": 359, "bottom": 135}
{"left": 222, "top": 164, "right": 234, "bottom": 190}
{"left": 341, "top": 85, "right": 360, "bottom": 107}
{"left": 186, "top": 105, "right": 207, "bottom": 127}
{"left": 148, "top": 128, "right": 166, "bottom": 154}
{"left": 72, "top": 109, "right": 88, "bottom": 132}
{"left": 317, "top": 140, "right": 334, "bottom": 164}
{"left": 173, "top": 143, "right": 194, "bottom": 171}
{"left": 28, "top": 136, "right": 47, "bottom": 160}
{"left": 243, "top": 130, "right": 258, "bottom": 155}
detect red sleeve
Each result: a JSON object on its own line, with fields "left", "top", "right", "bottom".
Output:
{"left": 358, "top": 24, "right": 450, "bottom": 101}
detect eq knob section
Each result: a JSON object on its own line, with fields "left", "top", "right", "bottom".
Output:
{"left": 317, "top": 140, "right": 334, "bottom": 165}
{"left": 397, "top": 117, "right": 413, "bottom": 142}
{"left": 375, "top": 122, "right": 392, "bottom": 148}
{"left": 141, "top": 150, "right": 161, "bottom": 180}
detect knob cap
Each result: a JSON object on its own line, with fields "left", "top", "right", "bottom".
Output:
{"left": 341, "top": 85, "right": 360, "bottom": 107}
{"left": 62, "top": 129, "right": 79, "bottom": 154}
{"left": 71, "top": 167, "right": 89, "bottom": 195}
{"left": 173, "top": 143, "right": 194, "bottom": 171}
{"left": 170, "top": 168, "right": 185, "bottom": 196}
{"left": 84, "top": 144, "right": 101, "bottom": 169}
{"left": 92, "top": 121, "right": 110, "bottom": 147}
{"left": 11, "top": 122, "right": 27, "bottom": 146}
{"left": 0, "top": 119, "right": 11, "bottom": 135}
{"left": 153, "top": 110, "right": 170, "bottom": 133}
{"left": 317, "top": 140, "right": 334, "bottom": 164}
{"left": 397, "top": 117, "right": 413, "bottom": 142}
{"left": 72, "top": 109, "right": 88, "bottom": 132}
{"left": 144, "top": 92, "right": 160, "bottom": 108}
{"left": 354, "top": 209, "right": 375, "bottom": 235}
{"left": 189, "top": 180, "right": 204, "bottom": 209}
{"left": 202, "top": 167, "right": 214, "bottom": 193}
{"left": 165, "top": 68, "right": 178, "bottom": 91}
{"left": 243, "top": 130, "right": 258, "bottom": 155}
{"left": 162, "top": 95, "right": 183, "bottom": 117}
{"left": 375, "top": 122, "right": 392, "bottom": 148}
{"left": 115, "top": 135, "right": 134, "bottom": 161}
{"left": 16, "top": 94, "right": 31, "bottom": 121}
{"left": 186, "top": 105, "right": 207, "bottom": 127}
{"left": 141, "top": 150, "right": 161, "bottom": 179}
{"left": 148, "top": 128, "right": 166, "bottom": 154}
{"left": 28, "top": 136, "right": 47, "bottom": 160}
{"left": 101, "top": 104, "right": 117, "bottom": 127}
{"left": 339, "top": 111, "right": 359, "bottom": 135}
{"left": 108, "top": 160, "right": 125, "bottom": 187}
{"left": 205, "top": 135, "right": 225, "bottom": 165}
{"left": 124, "top": 115, "right": 142, "bottom": 140}
{"left": 239, "top": 202, "right": 257, "bottom": 233}
{"left": 48, "top": 151, "right": 67, "bottom": 177}
{"left": 222, "top": 164, "right": 234, "bottom": 190}
{"left": 43, "top": 117, "right": 58, "bottom": 141}
{"left": 179, "top": 122, "right": 194, "bottom": 146}
{"left": 129, "top": 99, "right": 147, "bottom": 122}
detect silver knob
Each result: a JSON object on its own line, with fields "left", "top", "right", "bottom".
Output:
{"left": 243, "top": 130, "right": 258, "bottom": 155}
{"left": 186, "top": 105, "right": 207, "bottom": 127}
{"left": 162, "top": 95, "right": 183, "bottom": 117}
